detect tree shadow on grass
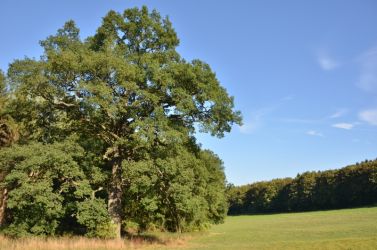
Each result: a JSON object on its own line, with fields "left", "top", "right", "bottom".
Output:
{"left": 125, "top": 233, "right": 166, "bottom": 245}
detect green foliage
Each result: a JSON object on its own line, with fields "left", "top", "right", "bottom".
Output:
{"left": 226, "top": 183, "right": 250, "bottom": 214}
{"left": 228, "top": 160, "right": 377, "bottom": 214}
{"left": 0, "top": 115, "right": 18, "bottom": 148}
{"left": 0, "top": 6, "right": 240, "bottom": 237}
{"left": 0, "top": 70, "right": 5, "bottom": 96}
{"left": 76, "top": 198, "right": 114, "bottom": 238}
{"left": 0, "top": 140, "right": 92, "bottom": 236}
{"left": 0, "top": 70, "right": 19, "bottom": 148}
{"left": 123, "top": 148, "right": 227, "bottom": 232}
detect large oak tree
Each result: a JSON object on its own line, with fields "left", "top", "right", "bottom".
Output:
{"left": 3, "top": 6, "right": 241, "bottom": 237}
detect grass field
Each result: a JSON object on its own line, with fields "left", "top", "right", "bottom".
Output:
{"left": 182, "top": 206, "right": 377, "bottom": 250}
{"left": 1, "top": 207, "right": 377, "bottom": 249}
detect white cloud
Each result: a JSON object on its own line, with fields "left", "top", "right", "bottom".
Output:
{"left": 238, "top": 105, "right": 279, "bottom": 134}
{"left": 329, "top": 109, "right": 347, "bottom": 119}
{"left": 281, "top": 95, "right": 294, "bottom": 101}
{"left": 280, "top": 118, "right": 322, "bottom": 124}
{"left": 332, "top": 123, "right": 354, "bottom": 130}
{"left": 306, "top": 130, "right": 324, "bottom": 137}
{"left": 239, "top": 112, "right": 264, "bottom": 134}
{"left": 357, "top": 47, "right": 377, "bottom": 93}
{"left": 317, "top": 52, "right": 339, "bottom": 71}
{"left": 359, "top": 109, "right": 377, "bottom": 126}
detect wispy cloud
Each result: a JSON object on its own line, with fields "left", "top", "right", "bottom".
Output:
{"left": 329, "top": 109, "right": 348, "bottom": 119}
{"left": 332, "top": 123, "right": 354, "bottom": 130}
{"left": 239, "top": 96, "right": 294, "bottom": 134}
{"left": 359, "top": 109, "right": 377, "bottom": 126}
{"left": 281, "top": 95, "right": 294, "bottom": 101}
{"left": 357, "top": 47, "right": 377, "bottom": 93}
{"left": 281, "top": 109, "right": 349, "bottom": 126}
{"left": 317, "top": 51, "right": 340, "bottom": 71}
{"left": 239, "top": 122, "right": 258, "bottom": 134}
{"left": 306, "top": 130, "right": 324, "bottom": 137}
{"left": 280, "top": 117, "right": 323, "bottom": 124}
{"left": 238, "top": 109, "right": 267, "bottom": 134}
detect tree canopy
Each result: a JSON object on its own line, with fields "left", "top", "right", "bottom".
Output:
{"left": 0, "top": 6, "right": 241, "bottom": 238}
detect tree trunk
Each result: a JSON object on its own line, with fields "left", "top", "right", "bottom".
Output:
{"left": 0, "top": 188, "right": 7, "bottom": 226}
{"left": 108, "top": 157, "right": 123, "bottom": 238}
{"left": 0, "top": 169, "right": 7, "bottom": 226}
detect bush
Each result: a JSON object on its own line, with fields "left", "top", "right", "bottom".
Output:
{"left": 76, "top": 198, "right": 114, "bottom": 238}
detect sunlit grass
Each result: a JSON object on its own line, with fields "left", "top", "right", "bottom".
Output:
{"left": 182, "top": 206, "right": 377, "bottom": 250}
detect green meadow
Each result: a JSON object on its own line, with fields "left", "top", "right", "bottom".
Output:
{"left": 169, "top": 206, "right": 377, "bottom": 250}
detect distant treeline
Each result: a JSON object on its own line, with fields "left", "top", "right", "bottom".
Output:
{"left": 227, "top": 159, "right": 377, "bottom": 215}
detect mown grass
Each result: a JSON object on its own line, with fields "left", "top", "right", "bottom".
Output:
{"left": 180, "top": 206, "right": 377, "bottom": 250}
{"left": 1, "top": 206, "right": 377, "bottom": 249}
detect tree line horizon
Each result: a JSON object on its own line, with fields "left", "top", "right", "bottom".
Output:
{"left": 227, "top": 159, "right": 377, "bottom": 215}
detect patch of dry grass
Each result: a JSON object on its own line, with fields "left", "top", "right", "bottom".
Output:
{"left": 0, "top": 234, "right": 189, "bottom": 250}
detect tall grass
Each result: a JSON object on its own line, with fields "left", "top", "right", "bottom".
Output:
{"left": 0, "top": 234, "right": 188, "bottom": 250}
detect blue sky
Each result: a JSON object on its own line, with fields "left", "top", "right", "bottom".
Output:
{"left": 1, "top": 0, "right": 377, "bottom": 185}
